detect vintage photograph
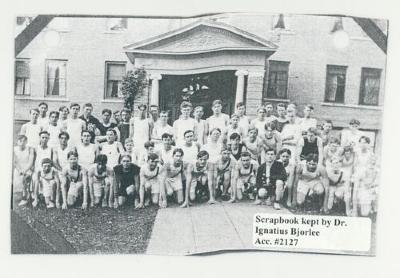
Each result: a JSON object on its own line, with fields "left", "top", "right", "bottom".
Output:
{"left": 11, "top": 13, "right": 387, "bottom": 255}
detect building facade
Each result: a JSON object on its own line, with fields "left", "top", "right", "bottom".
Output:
{"left": 15, "top": 14, "right": 387, "bottom": 149}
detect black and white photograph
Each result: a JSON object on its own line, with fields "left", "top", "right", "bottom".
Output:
{"left": 11, "top": 12, "right": 387, "bottom": 255}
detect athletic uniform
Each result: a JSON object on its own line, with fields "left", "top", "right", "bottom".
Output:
{"left": 117, "top": 122, "right": 130, "bottom": 144}
{"left": 355, "top": 167, "right": 379, "bottom": 209}
{"left": 152, "top": 122, "right": 173, "bottom": 145}
{"left": 37, "top": 117, "right": 49, "bottom": 129}
{"left": 276, "top": 118, "right": 289, "bottom": 133}
{"left": 37, "top": 168, "right": 57, "bottom": 198}
{"left": 230, "top": 144, "right": 246, "bottom": 161}
{"left": 190, "top": 162, "right": 212, "bottom": 198}
{"left": 201, "top": 142, "right": 222, "bottom": 164}
{"left": 281, "top": 122, "right": 302, "bottom": 158}
{"left": 131, "top": 117, "right": 151, "bottom": 150}
{"left": 13, "top": 146, "right": 33, "bottom": 193}
{"left": 156, "top": 146, "right": 174, "bottom": 165}
{"left": 113, "top": 163, "right": 140, "bottom": 197}
{"left": 98, "top": 122, "right": 118, "bottom": 136}
{"left": 296, "top": 165, "right": 324, "bottom": 196}
{"left": 327, "top": 169, "right": 346, "bottom": 198}
{"left": 215, "top": 158, "right": 236, "bottom": 193}
{"left": 101, "top": 142, "right": 122, "bottom": 168}
{"left": 340, "top": 129, "right": 363, "bottom": 148}
{"left": 250, "top": 118, "right": 267, "bottom": 139}
{"left": 238, "top": 115, "right": 250, "bottom": 136}
{"left": 256, "top": 161, "right": 287, "bottom": 198}
{"left": 235, "top": 160, "right": 258, "bottom": 193}
{"left": 76, "top": 143, "right": 97, "bottom": 170}
{"left": 90, "top": 165, "right": 112, "bottom": 198}
{"left": 45, "top": 124, "right": 62, "bottom": 148}
{"left": 35, "top": 145, "right": 53, "bottom": 171}
{"left": 194, "top": 119, "right": 207, "bottom": 145}
{"left": 164, "top": 162, "right": 185, "bottom": 194}
{"left": 64, "top": 165, "right": 84, "bottom": 200}
{"left": 226, "top": 125, "right": 244, "bottom": 144}
{"left": 207, "top": 114, "right": 229, "bottom": 136}
{"left": 341, "top": 155, "right": 355, "bottom": 182}
{"left": 56, "top": 145, "right": 73, "bottom": 170}
{"left": 300, "top": 138, "right": 319, "bottom": 161}
{"left": 173, "top": 117, "right": 196, "bottom": 146}
{"left": 323, "top": 146, "right": 344, "bottom": 169}
{"left": 65, "top": 118, "right": 85, "bottom": 147}
{"left": 141, "top": 165, "right": 162, "bottom": 194}
{"left": 243, "top": 138, "right": 262, "bottom": 162}
{"left": 179, "top": 144, "right": 199, "bottom": 165}
{"left": 299, "top": 118, "right": 317, "bottom": 134}
{"left": 21, "top": 122, "right": 42, "bottom": 148}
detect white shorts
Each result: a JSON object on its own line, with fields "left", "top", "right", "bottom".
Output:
{"left": 40, "top": 178, "right": 56, "bottom": 198}
{"left": 68, "top": 181, "right": 83, "bottom": 198}
{"left": 144, "top": 177, "right": 161, "bottom": 194}
{"left": 358, "top": 187, "right": 377, "bottom": 205}
{"left": 189, "top": 175, "right": 208, "bottom": 195}
{"left": 329, "top": 184, "right": 347, "bottom": 199}
{"left": 297, "top": 179, "right": 323, "bottom": 195}
{"left": 93, "top": 178, "right": 109, "bottom": 198}
{"left": 165, "top": 177, "right": 183, "bottom": 192}
{"left": 13, "top": 169, "right": 33, "bottom": 193}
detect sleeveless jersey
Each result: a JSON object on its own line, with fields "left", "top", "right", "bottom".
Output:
{"left": 65, "top": 165, "right": 83, "bottom": 183}
{"left": 301, "top": 138, "right": 319, "bottom": 159}
{"left": 35, "top": 146, "right": 53, "bottom": 169}
{"left": 231, "top": 144, "right": 245, "bottom": 161}
{"left": 118, "top": 123, "right": 130, "bottom": 144}
{"left": 207, "top": 114, "right": 228, "bottom": 134}
{"left": 57, "top": 146, "right": 72, "bottom": 170}
{"left": 132, "top": 117, "right": 151, "bottom": 150}
{"left": 22, "top": 122, "right": 42, "bottom": 147}
{"left": 173, "top": 117, "right": 196, "bottom": 146}
{"left": 101, "top": 143, "right": 121, "bottom": 168}
{"left": 46, "top": 124, "right": 62, "bottom": 148}
{"left": 14, "top": 146, "right": 31, "bottom": 171}
{"left": 65, "top": 118, "right": 85, "bottom": 147}
{"left": 179, "top": 144, "right": 199, "bottom": 165}
{"left": 77, "top": 144, "right": 96, "bottom": 169}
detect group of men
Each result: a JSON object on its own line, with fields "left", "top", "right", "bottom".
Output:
{"left": 13, "top": 99, "right": 379, "bottom": 217}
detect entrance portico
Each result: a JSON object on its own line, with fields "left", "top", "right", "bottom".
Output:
{"left": 124, "top": 20, "right": 277, "bottom": 118}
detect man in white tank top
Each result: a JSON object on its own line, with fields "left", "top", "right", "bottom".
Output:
{"left": 193, "top": 106, "right": 208, "bottom": 145}
{"left": 236, "top": 102, "right": 250, "bottom": 136}
{"left": 151, "top": 110, "right": 173, "bottom": 146}
{"left": 45, "top": 111, "right": 63, "bottom": 148}
{"left": 250, "top": 107, "right": 268, "bottom": 139}
{"left": 34, "top": 131, "right": 54, "bottom": 172}
{"left": 20, "top": 108, "right": 42, "bottom": 148}
{"left": 206, "top": 100, "right": 229, "bottom": 142}
{"left": 13, "top": 135, "right": 35, "bottom": 206}
{"left": 101, "top": 129, "right": 124, "bottom": 169}
{"left": 37, "top": 102, "right": 49, "bottom": 129}
{"left": 57, "top": 105, "right": 69, "bottom": 127}
{"left": 155, "top": 133, "right": 175, "bottom": 165}
{"left": 130, "top": 104, "right": 152, "bottom": 151}
{"left": 76, "top": 130, "right": 100, "bottom": 170}
{"left": 54, "top": 131, "right": 76, "bottom": 171}
{"left": 63, "top": 103, "right": 86, "bottom": 148}
{"left": 201, "top": 128, "right": 223, "bottom": 164}
{"left": 173, "top": 101, "right": 196, "bottom": 146}
{"left": 177, "top": 130, "right": 200, "bottom": 165}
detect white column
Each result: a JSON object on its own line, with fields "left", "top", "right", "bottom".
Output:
{"left": 150, "top": 74, "right": 162, "bottom": 106}
{"left": 235, "top": 70, "right": 248, "bottom": 108}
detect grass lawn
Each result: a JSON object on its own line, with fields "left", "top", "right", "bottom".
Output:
{"left": 12, "top": 193, "right": 158, "bottom": 254}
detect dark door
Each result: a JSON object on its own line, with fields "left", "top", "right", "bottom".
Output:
{"left": 160, "top": 71, "right": 237, "bottom": 122}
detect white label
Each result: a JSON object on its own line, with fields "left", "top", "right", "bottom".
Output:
{"left": 253, "top": 214, "right": 371, "bottom": 252}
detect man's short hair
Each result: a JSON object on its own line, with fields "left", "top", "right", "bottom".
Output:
{"left": 150, "top": 105, "right": 158, "bottom": 109}
{"left": 343, "top": 145, "right": 354, "bottom": 153}
{"left": 278, "top": 148, "right": 291, "bottom": 157}
{"left": 38, "top": 102, "right": 48, "bottom": 108}
{"left": 240, "top": 151, "right": 251, "bottom": 158}
{"left": 159, "top": 110, "right": 169, "bottom": 116}
{"left": 236, "top": 102, "right": 245, "bottom": 108}
{"left": 67, "top": 150, "right": 79, "bottom": 159}
{"left": 257, "top": 107, "right": 267, "bottom": 113}
{"left": 70, "top": 103, "right": 80, "bottom": 109}
{"left": 39, "top": 131, "right": 50, "bottom": 136}
{"left": 265, "top": 121, "right": 277, "bottom": 131}
{"left": 212, "top": 100, "right": 222, "bottom": 107}
{"left": 106, "top": 128, "right": 117, "bottom": 136}
{"left": 17, "top": 134, "right": 27, "bottom": 141}
{"left": 307, "top": 127, "right": 318, "bottom": 135}
{"left": 194, "top": 105, "right": 204, "bottom": 112}
{"left": 30, "top": 108, "right": 39, "bottom": 114}
{"left": 147, "top": 153, "right": 159, "bottom": 161}
{"left": 95, "top": 154, "right": 108, "bottom": 165}
{"left": 49, "top": 111, "right": 59, "bottom": 118}
{"left": 161, "top": 133, "right": 173, "bottom": 140}
{"left": 197, "top": 150, "right": 209, "bottom": 159}
{"left": 124, "top": 137, "right": 133, "bottom": 145}
{"left": 173, "top": 148, "right": 184, "bottom": 157}
{"left": 180, "top": 101, "right": 192, "bottom": 109}
{"left": 59, "top": 105, "right": 69, "bottom": 112}
{"left": 264, "top": 102, "right": 273, "bottom": 108}
{"left": 265, "top": 147, "right": 276, "bottom": 154}
{"left": 83, "top": 103, "right": 93, "bottom": 109}
{"left": 183, "top": 130, "right": 194, "bottom": 137}
{"left": 209, "top": 128, "right": 222, "bottom": 135}
{"left": 277, "top": 103, "right": 286, "bottom": 109}
{"left": 120, "top": 154, "right": 132, "bottom": 162}
{"left": 248, "top": 127, "right": 258, "bottom": 134}
{"left": 144, "top": 141, "right": 155, "bottom": 149}
{"left": 229, "top": 132, "right": 241, "bottom": 141}
{"left": 81, "top": 129, "right": 92, "bottom": 137}
{"left": 41, "top": 158, "right": 53, "bottom": 166}
{"left": 306, "top": 153, "right": 319, "bottom": 163}
{"left": 59, "top": 131, "right": 70, "bottom": 140}
{"left": 230, "top": 113, "right": 240, "bottom": 119}
{"left": 305, "top": 104, "right": 314, "bottom": 110}
{"left": 120, "top": 108, "right": 131, "bottom": 114}
{"left": 102, "top": 109, "right": 112, "bottom": 115}
{"left": 359, "top": 136, "right": 371, "bottom": 144}
{"left": 349, "top": 119, "right": 360, "bottom": 125}
{"left": 328, "top": 136, "right": 340, "bottom": 145}
{"left": 138, "top": 104, "right": 147, "bottom": 110}
{"left": 324, "top": 119, "right": 333, "bottom": 125}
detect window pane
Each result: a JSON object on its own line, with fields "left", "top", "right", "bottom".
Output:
{"left": 360, "top": 68, "right": 381, "bottom": 105}
{"left": 325, "top": 65, "right": 347, "bottom": 103}
{"left": 266, "top": 61, "right": 289, "bottom": 99}
{"left": 16, "top": 60, "right": 30, "bottom": 78}
{"left": 46, "top": 60, "right": 67, "bottom": 97}
{"left": 107, "top": 64, "right": 126, "bottom": 80}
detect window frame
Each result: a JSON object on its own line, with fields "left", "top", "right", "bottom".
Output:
{"left": 44, "top": 59, "right": 68, "bottom": 98}
{"left": 104, "top": 61, "right": 127, "bottom": 100}
{"left": 264, "top": 60, "right": 290, "bottom": 100}
{"left": 359, "top": 67, "right": 382, "bottom": 106}
{"left": 324, "top": 64, "right": 347, "bottom": 104}
{"left": 15, "top": 58, "right": 31, "bottom": 96}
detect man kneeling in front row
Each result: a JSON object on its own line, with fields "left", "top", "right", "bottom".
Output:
{"left": 32, "top": 158, "right": 61, "bottom": 208}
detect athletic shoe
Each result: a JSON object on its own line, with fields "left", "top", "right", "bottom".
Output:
{"left": 273, "top": 202, "right": 281, "bottom": 210}
{"left": 18, "top": 199, "right": 28, "bottom": 206}
{"left": 265, "top": 198, "right": 272, "bottom": 206}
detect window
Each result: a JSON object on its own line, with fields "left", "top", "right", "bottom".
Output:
{"left": 15, "top": 60, "right": 31, "bottom": 96}
{"left": 325, "top": 65, "right": 347, "bottom": 103}
{"left": 105, "top": 62, "right": 126, "bottom": 99}
{"left": 359, "top": 68, "right": 381, "bottom": 106}
{"left": 265, "top": 60, "right": 289, "bottom": 99}
{"left": 106, "top": 18, "right": 128, "bottom": 31}
{"left": 45, "top": 60, "right": 67, "bottom": 97}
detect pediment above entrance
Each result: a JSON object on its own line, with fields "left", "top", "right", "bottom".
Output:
{"left": 124, "top": 20, "right": 277, "bottom": 55}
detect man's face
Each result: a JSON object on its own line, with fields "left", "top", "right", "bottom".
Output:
{"left": 280, "top": 152, "right": 290, "bottom": 164}
{"left": 265, "top": 105, "right": 273, "bottom": 115}
{"left": 81, "top": 132, "right": 91, "bottom": 144}
{"left": 30, "top": 110, "right": 39, "bottom": 121}
{"left": 306, "top": 160, "right": 318, "bottom": 172}
{"left": 344, "top": 150, "right": 352, "bottom": 159}
{"left": 210, "top": 130, "right": 221, "bottom": 141}
{"left": 212, "top": 104, "right": 222, "bottom": 114}
{"left": 277, "top": 106, "right": 286, "bottom": 117}
{"left": 60, "top": 108, "right": 69, "bottom": 119}
{"left": 97, "top": 162, "right": 106, "bottom": 173}
{"left": 139, "top": 107, "right": 147, "bottom": 117}
{"left": 59, "top": 135, "right": 69, "bottom": 146}
{"left": 231, "top": 117, "right": 239, "bottom": 126}
{"left": 286, "top": 109, "right": 295, "bottom": 118}
{"left": 68, "top": 155, "right": 78, "bottom": 167}
{"left": 184, "top": 132, "right": 194, "bottom": 144}
{"left": 350, "top": 122, "right": 359, "bottom": 131}
{"left": 102, "top": 112, "right": 111, "bottom": 123}
{"left": 125, "top": 141, "right": 133, "bottom": 152}
{"left": 304, "top": 107, "right": 312, "bottom": 117}
{"left": 49, "top": 113, "right": 58, "bottom": 124}
{"left": 193, "top": 108, "right": 204, "bottom": 119}
{"left": 149, "top": 159, "right": 158, "bottom": 169}
{"left": 241, "top": 156, "right": 251, "bottom": 168}
{"left": 181, "top": 107, "right": 191, "bottom": 117}
{"left": 237, "top": 105, "right": 245, "bottom": 116}
{"left": 221, "top": 150, "right": 231, "bottom": 161}
{"left": 84, "top": 106, "right": 92, "bottom": 116}
{"left": 265, "top": 128, "right": 273, "bottom": 139}
{"left": 39, "top": 105, "right": 47, "bottom": 116}
{"left": 265, "top": 151, "right": 275, "bottom": 163}
{"left": 42, "top": 163, "right": 52, "bottom": 173}
{"left": 332, "top": 160, "right": 342, "bottom": 171}
{"left": 359, "top": 139, "right": 369, "bottom": 150}
{"left": 231, "top": 137, "right": 240, "bottom": 146}
{"left": 329, "top": 142, "right": 339, "bottom": 151}
{"left": 40, "top": 133, "right": 49, "bottom": 145}
{"left": 197, "top": 155, "right": 208, "bottom": 167}
{"left": 307, "top": 131, "right": 316, "bottom": 141}
{"left": 323, "top": 123, "right": 333, "bottom": 132}
{"left": 106, "top": 131, "right": 115, "bottom": 143}
{"left": 120, "top": 111, "right": 129, "bottom": 122}
{"left": 150, "top": 107, "right": 158, "bottom": 117}
{"left": 173, "top": 152, "right": 183, "bottom": 164}
{"left": 17, "top": 138, "right": 27, "bottom": 148}
{"left": 162, "top": 136, "right": 172, "bottom": 147}
{"left": 148, "top": 146, "right": 155, "bottom": 154}
{"left": 121, "top": 157, "right": 131, "bottom": 169}
{"left": 71, "top": 106, "right": 80, "bottom": 117}
{"left": 248, "top": 129, "right": 257, "bottom": 139}
{"left": 159, "top": 113, "right": 168, "bottom": 123}
{"left": 114, "top": 111, "right": 121, "bottom": 122}
{"left": 257, "top": 109, "right": 266, "bottom": 119}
